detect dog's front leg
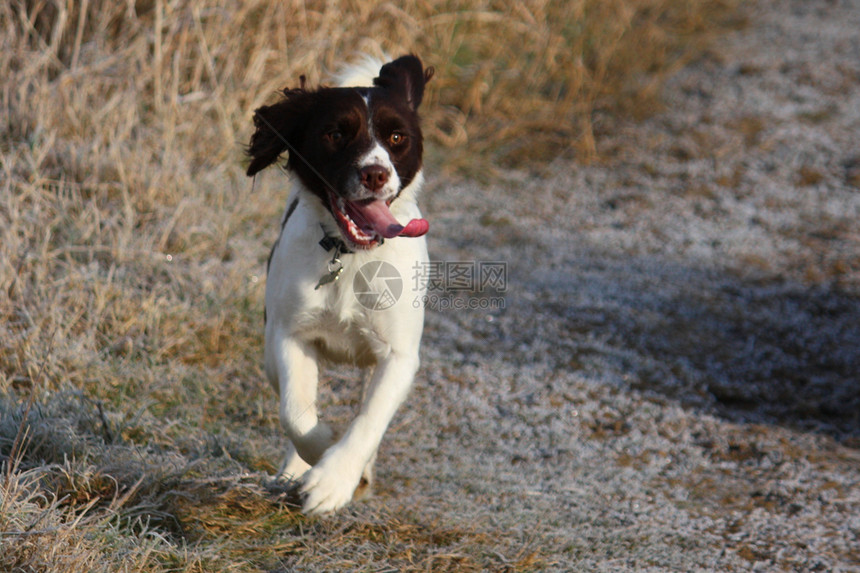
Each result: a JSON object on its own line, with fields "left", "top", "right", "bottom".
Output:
{"left": 269, "top": 334, "right": 335, "bottom": 471}
{"left": 300, "top": 350, "right": 419, "bottom": 515}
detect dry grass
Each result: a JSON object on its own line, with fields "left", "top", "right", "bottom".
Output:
{"left": 1, "top": 0, "right": 739, "bottom": 569}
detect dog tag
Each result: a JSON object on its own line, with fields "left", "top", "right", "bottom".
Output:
{"left": 315, "top": 259, "right": 343, "bottom": 290}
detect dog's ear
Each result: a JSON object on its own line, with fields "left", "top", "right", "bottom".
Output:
{"left": 246, "top": 84, "right": 312, "bottom": 177}
{"left": 374, "top": 55, "right": 434, "bottom": 111}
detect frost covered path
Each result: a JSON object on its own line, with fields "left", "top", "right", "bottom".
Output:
{"left": 376, "top": 0, "right": 860, "bottom": 570}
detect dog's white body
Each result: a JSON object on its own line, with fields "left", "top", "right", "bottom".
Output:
{"left": 259, "top": 59, "right": 430, "bottom": 514}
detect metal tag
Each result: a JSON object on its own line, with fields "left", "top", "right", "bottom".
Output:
{"left": 315, "top": 258, "right": 343, "bottom": 290}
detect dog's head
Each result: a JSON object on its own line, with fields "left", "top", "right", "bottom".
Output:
{"left": 247, "top": 55, "right": 434, "bottom": 249}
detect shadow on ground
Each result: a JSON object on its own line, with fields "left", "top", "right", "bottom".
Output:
{"left": 424, "top": 252, "right": 860, "bottom": 443}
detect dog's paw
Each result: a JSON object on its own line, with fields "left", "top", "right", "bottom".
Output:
{"left": 300, "top": 464, "right": 361, "bottom": 515}
{"left": 276, "top": 447, "right": 312, "bottom": 482}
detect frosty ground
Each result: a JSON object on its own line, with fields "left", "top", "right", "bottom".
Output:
{"left": 392, "top": 0, "right": 860, "bottom": 570}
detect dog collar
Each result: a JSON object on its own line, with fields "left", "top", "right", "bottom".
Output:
{"left": 318, "top": 228, "right": 385, "bottom": 254}
{"left": 315, "top": 226, "right": 387, "bottom": 289}
{"left": 318, "top": 232, "right": 353, "bottom": 254}
{"left": 315, "top": 227, "right": 352, "bottom": 290}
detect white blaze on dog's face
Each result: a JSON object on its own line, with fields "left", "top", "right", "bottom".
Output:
{"left": 247, "top": 56, "right": 433, "bottom": 249}
{"left": 351, "top": 140, "right": 402, "bottom": 201}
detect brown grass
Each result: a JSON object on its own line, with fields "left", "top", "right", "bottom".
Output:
{"left": 1, "top": 0, "right": 738, "bottom": 569}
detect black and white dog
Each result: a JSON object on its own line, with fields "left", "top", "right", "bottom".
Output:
{"left": 246, "top": 55, "right": 434, "bottom": 514}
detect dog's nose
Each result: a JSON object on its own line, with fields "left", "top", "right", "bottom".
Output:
{"left": 359, "top": 165, "right": 389, "bottom": 192}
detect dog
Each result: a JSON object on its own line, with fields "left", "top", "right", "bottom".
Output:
{"left": 246, "top": 55, "right": 434, "bottom": 514}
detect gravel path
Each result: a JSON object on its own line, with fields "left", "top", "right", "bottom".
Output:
{"left": 355, "top": 1, "right": 860, "bottom": 570}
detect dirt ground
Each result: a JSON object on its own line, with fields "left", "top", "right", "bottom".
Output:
{"left": 375, "top": 0, "right": 860, "bottom": 570}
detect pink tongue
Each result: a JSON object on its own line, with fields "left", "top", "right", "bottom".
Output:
{"left": 401, "top": 218, "right": 429, "bottom": 237}
{"left": 348, "top": 199, "right": 429, "bottom": 239}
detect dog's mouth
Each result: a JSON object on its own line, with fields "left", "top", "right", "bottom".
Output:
{"left": 328, "top": 192, "right": 429, "bottom": 249}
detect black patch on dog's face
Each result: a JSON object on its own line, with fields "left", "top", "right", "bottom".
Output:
{"left": 246, "top": 55, "right": 432, "bottom": 207}
{"left": 366, "top": 92, "right": 424, "bottom": 198}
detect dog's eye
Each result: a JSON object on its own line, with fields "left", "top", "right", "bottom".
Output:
{"left": 388, "top": 132, "right": 407, "bottom": 146}
{"left": 325, "top": 130, "right": 343, "bottom": 144}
